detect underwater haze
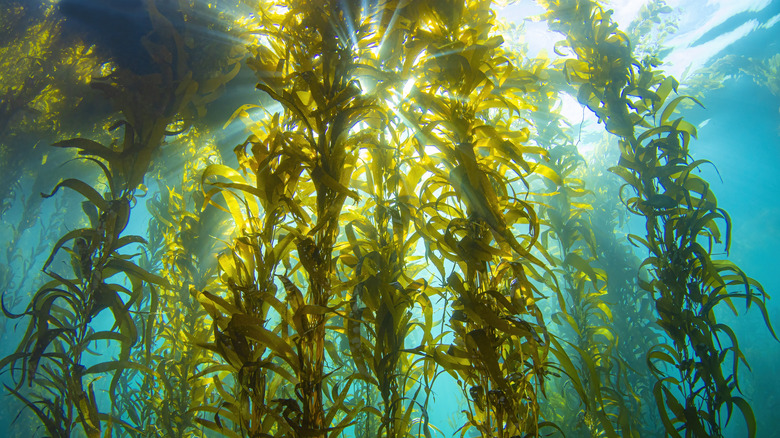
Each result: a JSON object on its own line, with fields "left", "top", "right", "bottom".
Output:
{"left": 1, "top": 0, "right": 779, "bottom": 437}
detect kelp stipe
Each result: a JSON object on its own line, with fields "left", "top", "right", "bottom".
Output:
{"left": 108, "top": 133, "right": 227, "bottom": 437}
{"left": 539, "top": 0, "right": 778, "bottom": 436}
{"left": 391, "top": 2, "right": 562, "bottom": 436}
{"left": 0, "top": 146, "right": 164, "bottom": 436}
{"left": 193, "top": 1, "right": 391, "bottom": 435}
{"left": 336, "top": 117, "right": 439, "bottom": 438}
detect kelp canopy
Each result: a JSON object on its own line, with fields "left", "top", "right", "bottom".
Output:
{"left": 0, "top": 0, "right": 776, "bottom": 437}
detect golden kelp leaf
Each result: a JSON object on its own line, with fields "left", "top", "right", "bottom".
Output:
{"left": 654, "top": 76, "right": 679, "bottom": 108}
{"left": 563, "top": 252, "right": 602, "bottom": 287}
{"left": 199, "top": 291, "right": 242, "bottom": 317}
{"left": 227, "top": 314, "right": 298, "bottom": 371}
{"left": 533, "top": 163, "right": 562, "bottom": 186}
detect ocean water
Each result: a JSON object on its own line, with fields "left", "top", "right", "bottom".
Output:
{"left": 1, "top": 0, "right": 778, "bottom": 437}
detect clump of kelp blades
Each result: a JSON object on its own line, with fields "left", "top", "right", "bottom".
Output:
{"left": 539, "top": 0, "right": 778, "bottom": 436}
{"left": 0, "top": 0, "right": 242, "bottom": 436}
{"left": 0, "top": 0, "right": 775, "bottom": 437}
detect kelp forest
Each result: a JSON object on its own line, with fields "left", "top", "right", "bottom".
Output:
{"left": 0, "top": 0, "right": 777, "bottom": 437}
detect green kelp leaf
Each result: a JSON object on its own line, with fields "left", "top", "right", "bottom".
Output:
{"left": 344, "top": 308, "right": 375, "bottom": 385}
{"left": 28, "top": 327, "right": 72, "bottom": 382}
{"left": 41, "top": 228, "right": 94, "bottom": 272}
{"left": 53, "top": 138, "right": 121, "bottom": 165}
{"left": 85, "top": 360, "right": 157, "bottom": 378}
{"left": 548, "top": 335, "right": 589, "bottom": 407}
{"left": 653, "top": 379, "right": 683, "bottom": 438}
{"left": 465, "top": 329, "right": 509, "bottom": 392}
{"left": 564, "top": 252, "right": 603, "bottom": 287}
{"left": 660, "top": 95, "right": 704, "bottom": 126}
{"left": 105, "top": 258, "right": 170, "bottom": 288}
{"left": 5, "top": 384, "right": 66, "bottom": 437}
{"left": 82, "top": 331, "right": 132, "bottom": 346}
{"left": 96, "top": 413, "right": 139, "bottom": 435}
{"left": 324, "top": 374, "right": 359, "bottom": 428}
{"left": 644, "top": 194, "right": 678, "bottom": 209}
{"left": 72, "top": 377, "right": 101, "bottom": 438}
{"left": 636, "top": 125, "right": 677, "bottom": 145}
{"left": 646, "top": 343, "right": 680, "bottom": 375}
{"left": 577, "top": 82, "right": 602, "bottom": 113}
{"left": 729, "top": 396, "right": 756, "bottom": 438}
{"left": 42, "top": 178, "right": 109, "bottom": 211}
{"left": 112, "top": 235, "right": 147, "bottom": 251}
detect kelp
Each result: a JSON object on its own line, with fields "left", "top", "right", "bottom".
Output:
{"left": 192, "top": 1, "right": 387, "bottom": 435}
{"left": 539, "top": 0, "right": 777, "bottom": 436}
{"left": 1, "top": 0, "right": 244, "bottom": 435}
{"left": 393, "top": 2, "right": 558, "bottom": 436}
{"left": 0, "top": 150, "right": 160, "bottom": 436}
{"left": 109, "top": 132, "right": 227, "bottom": 437}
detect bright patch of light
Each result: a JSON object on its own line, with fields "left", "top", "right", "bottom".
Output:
{"left": 659, "top": 0, "right": 770, "bottom": 75}
{"left": 402, "top": 78, "right": 415, "bottom": 98}
{"left": 498, "top": 1, "right": 564, "bottom": 58}
{"left": 665, "top": 19, "right": 758, "bottom": 79}
{"left": 602, "top": 0, "right": 774, "bottom": 78}
{"left": 606, "top": 0, "right": 651, "bottom": 29}
{"left": 563, "top": 96, "right": 599, "bottom": 158}
{"left": 760, "top": 13, "right": 780, "bottom": 29}
{"left": 560, "top": 92, "right": 595, "bottom": 129}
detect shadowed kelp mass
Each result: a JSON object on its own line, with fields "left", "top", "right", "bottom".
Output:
{"left": 0, "top": 0, "right": 777, "bottom": 437}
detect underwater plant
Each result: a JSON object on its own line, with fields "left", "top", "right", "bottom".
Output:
{"left": 539, "top": 0, "right": 777, "bottom": 436}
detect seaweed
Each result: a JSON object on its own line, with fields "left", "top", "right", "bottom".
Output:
{"left": 540, "top": 0, "right": 777, "bottom": 436}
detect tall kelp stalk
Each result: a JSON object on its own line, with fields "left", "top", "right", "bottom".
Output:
{"left": 539, "top": 0, "right": 777, "bottom": 436}
{"left": 526, "top": 73, "right": 630, "bottom": 437}
{"left": 334, "top": 3, "right": 446, "bottom": 437}
{"left": 336, "top": 124, "right": 434, "bottom": 437}
{"left": 537, "top": 146, "right": 616, "bottom": 436}
{"left": 584, "top": 139, "right": 665, "bottom": 436}
{"left": 388, "top": 1, "right": 560, "bottom": 436}
{"left": 194, "top": 0, "right": 387, "bottom": 435}
{"left": 0, "top": 1, "right": 243, "bottom": 435}
{"left": 112, "top": 132, "right": 227, "bottom": 437}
